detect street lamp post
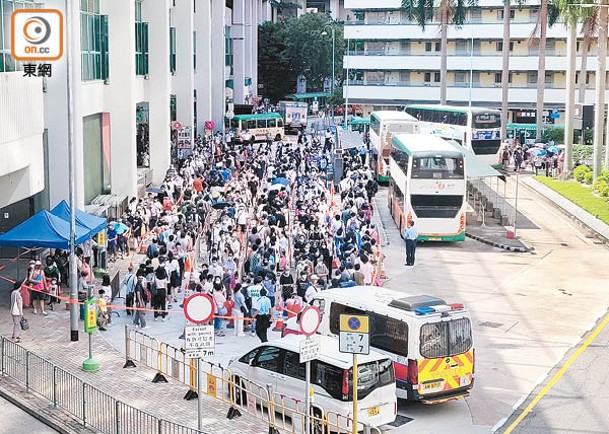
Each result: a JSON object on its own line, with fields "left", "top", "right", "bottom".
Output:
{"left": 65, "top": 0, "right": 79, "bottom": 342}
{"left": 321, "top": 24, "right": 335, "bottom": 125}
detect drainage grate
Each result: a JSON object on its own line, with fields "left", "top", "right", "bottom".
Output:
{"left": 479, "top": 321, "right": 504, "bottom": 329}
{"left": 387, "top": 415, "right": 414, "bottom": 427}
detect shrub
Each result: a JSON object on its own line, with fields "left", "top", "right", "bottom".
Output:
{"left": 574, "top": 165, "right": 591, "bottom": 183}
{"left": 584, "top": 171, "right": 593, "bottom": 185}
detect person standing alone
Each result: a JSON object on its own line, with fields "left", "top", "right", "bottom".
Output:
{"left": 404, "top": 220, "right": 418, "bottom": 266}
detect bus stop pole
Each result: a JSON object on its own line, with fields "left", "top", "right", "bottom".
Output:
{"left": 198, "top": 357, "right": 202, "bottom": 431}
{"left": 305, "top": 357, "right": 311, "bottom": 434}
{"left": 352, "top": 354, "right": 358, "bottom": 434}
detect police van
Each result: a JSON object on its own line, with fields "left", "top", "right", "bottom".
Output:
{"left": 283, "top": 286, "right": 475, "bottom": 403}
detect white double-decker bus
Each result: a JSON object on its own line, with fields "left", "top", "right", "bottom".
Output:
{"left": 404, "top": 105, "right": 502, "bottom": 168}
{"left": 388, "top": 134, "right": 467, "bottom": 242}
{"left": 369, "top": 111, "right": 419, "bottom": 182}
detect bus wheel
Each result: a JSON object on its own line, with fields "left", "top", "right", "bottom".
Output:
{"left": 275, "top": 133, "right": 281, "bottom": 141}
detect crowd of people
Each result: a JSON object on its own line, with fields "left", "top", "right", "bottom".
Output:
{"left": 9, "top": 128, "right": 386, "bottom": 345}
{"left": 500, "top": 140, "right": 564, "bottom": 176}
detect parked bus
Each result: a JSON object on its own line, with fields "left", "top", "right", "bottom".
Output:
{"left": 226, "top": 113, "right": 285, "bottom": 143}
{"left": 388, "top": 133, "right": 466, "bottom": 242}
{"left": 369, "top": 111, "right": 419, "bottom": 183}
{"left": 405, "top": 104, "right": 502, "bottom": 168}
{"left": 283, "top": 286, "right": 475, "bottom": 404}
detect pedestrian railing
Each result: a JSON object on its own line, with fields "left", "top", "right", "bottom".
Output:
{"left": 125, "top": 326, "right": 383, "bottom": 434}
{"left": 0, "top": 335, "right": 209, "bottom": 434}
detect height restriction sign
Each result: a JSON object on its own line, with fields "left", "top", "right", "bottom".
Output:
{"left": 339, "top": 314, "right": 370, "bottom": 355}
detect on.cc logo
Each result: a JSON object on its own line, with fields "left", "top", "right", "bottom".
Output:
{"left": 22, "top": 16, "right": 52, "bottom": 45}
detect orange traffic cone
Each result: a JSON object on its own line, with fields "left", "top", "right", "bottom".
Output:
{"left": 380, "top": 254, "right": 387, "bottom": 279}
{"left": 273, "top": 304, "right": 285, "bottom": 332}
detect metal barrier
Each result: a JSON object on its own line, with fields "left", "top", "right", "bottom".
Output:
{"left": 124, "top": 326, "right": 384, "bottom": 434}
{"left": 0, "top": 335, "right": 209, "bottom": 434}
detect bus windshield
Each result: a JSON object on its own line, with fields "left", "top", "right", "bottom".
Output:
{"left": 419, "top": 318, "right": 473, "bottom": 359}
{"left": 411, "top": 156, "right": 464, "bottom": 179}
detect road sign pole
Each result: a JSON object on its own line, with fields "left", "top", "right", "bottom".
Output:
{"left": 305, "top": 353, "right": 311, "bottom": 434}
{"left": 352, "top": 353, "right": 358, "bottom": 434}
{"left": 197, "top": 357, "right": 202, "bottom": 431}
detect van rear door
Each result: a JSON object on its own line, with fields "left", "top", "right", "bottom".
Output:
{"left": 417, "top": 317, "right": 474, "bottom": 400}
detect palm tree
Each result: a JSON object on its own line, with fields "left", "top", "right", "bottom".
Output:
{"left": 501, "top": 0, "right": 527, "bottom": 141}
{"left": 555, "top": 0, "right": 581, "bottom": 174}
{"left": 402, "top": 0, "right": 477, "bottom": 105}
{"left": 577, "top": 9, "right": 598, "bottom": 104}
{"left": 593, "top": 1, "right": 608, "bottom": 179}
{"left": 531, "top": 0, "right": 559, "bottom": 140}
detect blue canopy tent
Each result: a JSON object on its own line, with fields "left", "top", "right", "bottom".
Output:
{"left": 50, "top": 200, "right": 106, "bottom": 237}
{"left": 0, "top": 210, "right": 90, "bottom": 249}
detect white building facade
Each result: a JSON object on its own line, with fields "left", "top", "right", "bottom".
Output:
{"left": 0, "top": 0, "right": 264, "bottom": 231}
{"left": 343, "top": 0, "right": 602, "bottom": 121}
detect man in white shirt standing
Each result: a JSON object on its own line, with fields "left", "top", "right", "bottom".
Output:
{"left": 404, "top": 220, "right": 419, "bottom": 266}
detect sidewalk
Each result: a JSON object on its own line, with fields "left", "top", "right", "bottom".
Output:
{"left": 0, "top": 255, "right": 269, "bottom": 434}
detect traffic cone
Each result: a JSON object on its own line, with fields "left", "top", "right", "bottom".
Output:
{"left": 380, "top": 255, "right": 387, "bottom": 279}
{"left": 273, "top": 304, "right": 285, "bottom": 331}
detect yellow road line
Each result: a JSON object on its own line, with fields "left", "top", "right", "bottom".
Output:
{"left": 502, "top": 312, "right": 609, "bottom": 434}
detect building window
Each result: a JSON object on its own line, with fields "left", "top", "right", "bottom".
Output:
{"left": 434, "top": 72, "right": 441, "bottom": 82}
{"left": 424, "top": 41, "right": 441, "bottom": 52}
{"left": 546, "top": 39, "right": 556, "bottom": 55}
{"left": 529, "top": 8, "right": 539, "bottom": 21}
{"left": 400, "top": 41, "right": 410, "bottom": 54}
{"left": 495, "top": 72, "right": 512, "bottom": 84}
{"left": 80, "top": 0, "right": 109, "bottom": 81}
{"left": 169, "top": 26, "right": 176, "bottom": 74}
{"left": 366, "top": 71, "right": 385, "bottom": 85}
{"left": 498, "top": 9, "right": 515, "bottom": 20}
{"left": 193, "top": 31, "right": 196, "bottom": 70}
{"left": 496, "top": 41, "right": 514, "bottom": 52}
{"left": 135, "top": 0, "right": 148, "bottom": 76}
{"left": 469, "top": 8, "right": 482, "bottom": 22}
{"left": 367, "top": 11, "right": 386, "bottom": 24}
{"left": 424, "top": 72, "right": 431, "bottom": 83}
{"left": 399, "top": 70, "right": 410, "bottom": 84}
{"left": 1, "top": 0, "right": 43, "bottom": 72}
{"left": 527, "top": 72, "right": 537, "bottom": 85}
{"left": 455, "top": 71, "right": 468, "bottom": 86}
{"left": 225, "top": 25, "right": 233, "bottom": 74}
{"left": 366, "top": 41, "right": 385, "bottom": 54}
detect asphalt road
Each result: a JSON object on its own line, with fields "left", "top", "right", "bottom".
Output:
{"left": 93, "top": 159, "right": 609, "bottom": 433}
{"left": 500, "top": 310, "right": 609, "bottom": 434}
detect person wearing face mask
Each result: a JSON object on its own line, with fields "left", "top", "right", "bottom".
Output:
{"left": 208, "top": 257, "right": 223, "bottom": 279}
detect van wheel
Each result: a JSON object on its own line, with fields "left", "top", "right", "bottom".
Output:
{"left": 311, "top": 408, "right": 326, "bottom": 434}
{"left": 233, "top": 376, "right": 247, "bottom": 405}
{"left": 275, "top": 133, "right": 281, "bottom": 141}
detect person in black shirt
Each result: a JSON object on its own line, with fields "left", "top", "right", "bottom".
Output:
{"left": 279, "top": 270, "right": 295, "bottom": 302}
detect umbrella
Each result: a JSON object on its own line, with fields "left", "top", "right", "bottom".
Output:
{"left": 147, "top": 187, "right": 164, "bottom": 194}
{"left": 528, "top": 148, "right": 547, "bottom": 157}
{"left": 546, "top": 145, "right": 560, "bottom": 154}
{"left": 211, "top": 201, "right": 232, "bottom": 210}
{"left": 272, "top": 177, "right": 290, "bottom": 186}
{"left": 113, "top": 222, "right": 129, "bottom": 235}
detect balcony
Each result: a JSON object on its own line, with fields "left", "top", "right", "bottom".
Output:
{"left": 344, "top": 54, "right": 596, "bottom": 72}
{"left": 344, "top": 21, "right": 579, "bottom": 41}
{"left": 343, "top": 83, "right": 601, "bottom": 106}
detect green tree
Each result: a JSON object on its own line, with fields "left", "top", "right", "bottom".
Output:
{"left": 283, "top": 13, "right": 345, "bottom": 92}
{"left": 258, "top": 14, "right": 344, "bottom": 102}
{"left": 258, "top": 21, "right": 295, "bottom": 102}
{"left": 401, "top": 0, "right": 477, "bottom": 105}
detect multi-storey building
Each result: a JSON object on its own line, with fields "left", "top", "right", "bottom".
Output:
{"left": 343, "top": 0, "right": 601, "bottom": 122}
{"left": 0, "top": 0, "right": 265, "bottom": 237}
